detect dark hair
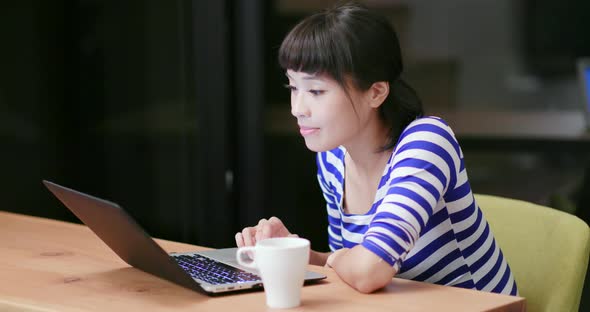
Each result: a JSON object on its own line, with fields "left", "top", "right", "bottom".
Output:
{"left": 278, "top": 2, "right": 423, "bottom": 150}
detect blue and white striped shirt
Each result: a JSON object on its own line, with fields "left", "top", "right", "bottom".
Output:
{"left": 316, "top": 117, "right": 517, "bottom": 295}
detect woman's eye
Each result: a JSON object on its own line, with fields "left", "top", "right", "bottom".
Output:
{"left": 309, "top": 90, "right": 325, "bottom": 96}
{"left": 284, "top": 84, "right": 297, "bottom": 92}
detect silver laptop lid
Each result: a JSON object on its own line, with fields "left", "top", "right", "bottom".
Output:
{"left": 42, "top": 180, "right": 207, "bottom": 294}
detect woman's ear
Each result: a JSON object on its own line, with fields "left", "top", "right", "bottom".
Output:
{"left": 367, "top": 81, "right": 389, "bottom": 108}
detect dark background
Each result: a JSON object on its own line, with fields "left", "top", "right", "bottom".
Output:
{"left": 0, "top": 0, "right": 330, "bottom": 251}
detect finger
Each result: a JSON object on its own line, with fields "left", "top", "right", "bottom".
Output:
{"left": 242, "top": 227, "right": 256, "bottom": 246}
{"left": 269, "top": 216, "right": 290, "bottom": 236}
{"left": 268, "top": 216, "right": 286, "bottom": 235}
{"left": 269, "top": 216, "right": 284, "bottom": 228}
{"left": 257, "top": 218, "right": 268, "bottom": 227}
{"left": 258, "top": 219, "right": 274, "bottom": 241}
{"left": 235, "top": 232, "right": 244, "bottom": 247}
{"left": 255, "top": 219, "right": 268, "bottom": 242}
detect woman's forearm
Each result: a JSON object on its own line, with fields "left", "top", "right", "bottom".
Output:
{"left": 329, "top": 245, "right": 397, "bottom": 293}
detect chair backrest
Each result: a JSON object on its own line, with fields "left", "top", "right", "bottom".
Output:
{"left": 475, "top": 194, "right": 590, "bottom": 312}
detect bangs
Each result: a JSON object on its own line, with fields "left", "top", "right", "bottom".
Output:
{"left": 278, "top": 13, "right": 352, "bottom": 83}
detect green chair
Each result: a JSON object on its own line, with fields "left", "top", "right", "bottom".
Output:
{"left": 475, "top": 194, "right": 590, "bottom": 312}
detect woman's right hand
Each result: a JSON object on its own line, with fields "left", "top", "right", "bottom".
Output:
{"left": 235, "top": 216, "right": 297, "bottom": 247}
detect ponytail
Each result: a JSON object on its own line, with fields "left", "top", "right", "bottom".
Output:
{"left": 380, "top": 78, "right": 424, "bottom": 151}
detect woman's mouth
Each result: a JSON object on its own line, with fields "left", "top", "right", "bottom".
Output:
{"left": 299, "top": 126, "right": 320, "bottom": 136}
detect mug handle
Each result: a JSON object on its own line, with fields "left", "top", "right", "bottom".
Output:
{"left": 236, "top": 246, "right": 257, "bottom": 269}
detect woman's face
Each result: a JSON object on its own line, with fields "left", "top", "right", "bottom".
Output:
{"left": 286, "top": 69, "right": 374, "bottom": 152}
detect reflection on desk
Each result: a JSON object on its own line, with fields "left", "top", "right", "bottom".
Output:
{"left": 0, "top": 211, "right": 525, "bottom": 311}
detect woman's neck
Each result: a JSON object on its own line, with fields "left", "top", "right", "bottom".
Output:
{"left": 343, "top": 120, "right": 392, "bottom": 178}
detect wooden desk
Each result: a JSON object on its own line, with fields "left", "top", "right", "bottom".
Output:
{"left": 0, "top": 211, "right": 525, "bottom": 311}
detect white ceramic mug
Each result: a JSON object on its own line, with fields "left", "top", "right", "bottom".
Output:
{"left": 236, "top": 237, "right": 310, "bottom": 309}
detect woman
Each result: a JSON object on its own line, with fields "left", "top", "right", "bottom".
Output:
{"left": 236, "top": 2, "right": 517, "bottom": 295}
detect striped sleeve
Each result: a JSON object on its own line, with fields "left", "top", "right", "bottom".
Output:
{"left": 361, "top": 118, "right": 461, "bottom": 271}
{"left": 316, "top": 152, "right": 343, "bottom": 251}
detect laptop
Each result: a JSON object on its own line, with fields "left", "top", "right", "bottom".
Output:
{"left": 577, "top": 57, "right": 590, "bottom": 128}
{"left": 42, "top": 180, "right": 326, "bottom": 295}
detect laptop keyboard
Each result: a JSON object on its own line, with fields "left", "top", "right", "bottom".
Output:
{"left": 173, "top": 254, "right": 260, "bottom": 285}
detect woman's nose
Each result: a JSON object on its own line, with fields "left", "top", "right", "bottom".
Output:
{"left": 291, "top": 94, "right": 310, "bottom": 118}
